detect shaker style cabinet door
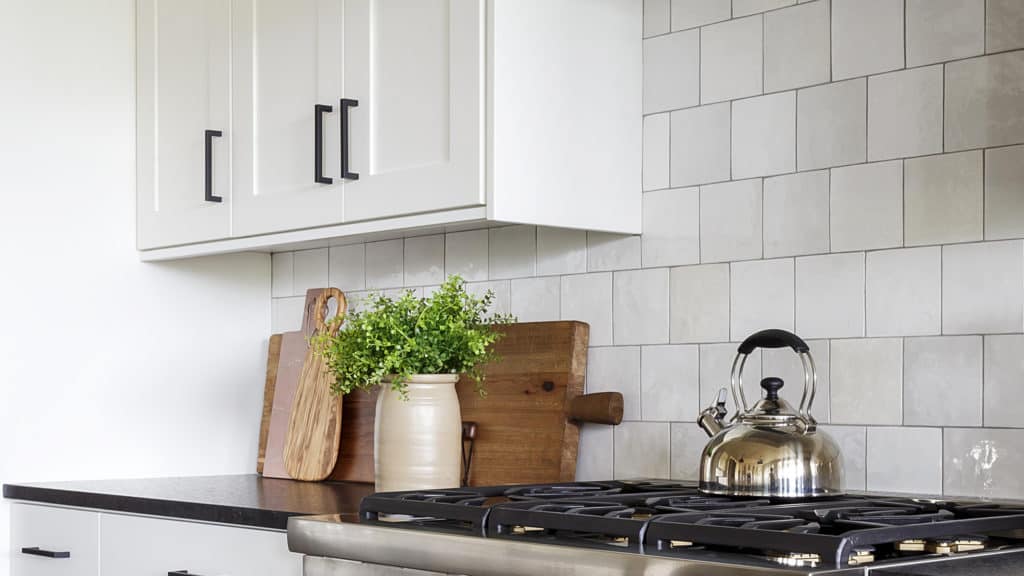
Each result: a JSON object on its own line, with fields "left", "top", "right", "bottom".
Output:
{"left": 231, "top": 0, "right": 348, "bottom": 237}
{"left": 137, "top": 0, "right": 232, "bottom": 250}
{"left": 341, "top": 0, "right": 484, "bottom": 222}
{"left": 9, "top": 504, "right": 100, "bottom": 576}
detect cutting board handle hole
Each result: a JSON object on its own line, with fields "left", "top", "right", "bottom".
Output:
{"left": 325, "top": 296, "right": 340, "bottom": 322}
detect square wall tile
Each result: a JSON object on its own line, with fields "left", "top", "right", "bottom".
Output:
{"left": 644, "top": 0, "right": 670, "bottom": 37}
{"left": 644, "top": 30, "right": 700, "bottom": 114}
{"left": 643, "top": 114, "right": 670, "bottom": 191}
{"left": 365, "top": 239, "right": 404, "bottom": 289}
{"left": 271, "top": 252, "right": 293, "bottom": 298}
{"left": 614, "top": 422, "right": 670, "bottom": 479}
{"left": 987, "top": 0, "right": 1024, "bottom": 53}
{"left": 642, "top": 345, "right": 700, "bottom": 421}
{"left": 946, "top": 428, "right": 1024, "bottom": 500}
{"left": 329, "top": 244, "right": 365, "bottom": 292}
{"left": 614, "top": 269, "right": 670, "bottom": 345}
{"left": 904, "top": 151, "right": 983, "bottom": 247}
{"left": 537, "top": 227, "right": 587, "bottom": 276}
{"left": 670, "top": 423, "right": 707, "bottom": 481}
{"left": 489, "top": 225, "right": 536, "bottom": 280}
{"left": 762, "top": 339, "right": 830, "bottom": 422}
{"left": 562, "top": 273, "right": 613, "bottom": 346}
{"left": 763, "top": 170, "right": 830, "bottom": 258}
{"left": 946, "top": 51, "right": 1024, "bottom": 151}
{"left": 670, "top": 103, "right": 731, "bottom": 187}
{"left": 797, "top": 79, "right": 866, "bottom": 171}
{"left": 765, "top": 0, "right": 830, "bottom": 92}
{"left": 293, "top": 248, "right": 328, "bottom": 295}
{"left": 466, "top": 280, "right": 510, "bottom": 317}
{"left": 904, "top": 336, "right": 983, "bottom": 426}
{"left": 510, "top": 277, "right": 560, "bottom": 323}
{"left": 732, "top": 91, "right": 796, "bottom": 179}
{"left": 867, "top": 427, "right": 942, "bottom": 495}
{"left": 588, "top": 233, "right": 642, "bottom": 272}
{"left": 730, "top": 258, "right": 795, "bottom": 340}
{"left": 670, "top": 263, "right": 730, "bottom": 344}
{"left": 984, "top": 335, "right": 1024, "bottom": 427}
{"left": 831, "top": 0, "right": 904, "bottom": 80}
{"left": 700, "top": 15, "right": 763, "bottom": 103}
{"left": 642, "top": 187, "right": 700, "bottom": 268}
{"left": 830, "top": 338, "right": 902, "bottom": 425}
{"left": 820, "top": 425, "right": 866, "bottom": 490}
{"left": 671, "top": 0, "right": 731, "bottom": 31}
{"left": 866, "top": 247, "right": 942, "bottom": 337}
{"left": 700, "top": 179, "right": 764, "bottom": 263}
{"left": 985, "top": 145, "right": 1024, "bottom": 240}
{"left": 700, "top": 343, "right": 763, "bottom": 411}
{"left": 576, "top": 424, "right": 614, "bottom": 481}
{"left": 906, "top": 0, "right": 984, "bottom": 67}
{"left": 588, "top": 347, "right": 642, "bottom": 420}
{"left": 404, "top": 235, "right": 444, "bottom": 286}
{"left": 795, "top": 253, "right": 865, "bottom": 339}
{"left": 830, "top": 160, "right": 904, "bottom": 252}
{"left": 942, "top": 240, "right": 1024, "bottom": 334}
{"left": 445, "top": 229, "right": 488, "bottom": 281}
{"left": 271, "top": 296, "right": 304, "bottom": 333}
{"left": 868, "top": 66, "right": 943, "bottom": 162}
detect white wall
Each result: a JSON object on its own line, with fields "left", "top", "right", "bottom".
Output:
{"left": 0, "top": 1, "right": 272, "bottom": 573}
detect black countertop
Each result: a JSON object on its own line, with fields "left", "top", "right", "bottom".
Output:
{"left": 2, "top": 474, "right": 374, "bottom": 530}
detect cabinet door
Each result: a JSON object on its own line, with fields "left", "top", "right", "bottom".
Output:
{"left": 137, "top": 0, "right": 232, "bottom": 250}
{"left": 100, "top": 513, "right": 301, "bottom": 576}
{"left": 232, "top": 0, "right": 347, "bottom": 237}
{"left": 342, "top": 0, "right": 484, "bottom": 222}
{"left": 10, "top": 504, "right": 99, "bottom": 576}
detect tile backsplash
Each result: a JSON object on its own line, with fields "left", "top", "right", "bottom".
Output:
{"left": 271, "top": 0, "right": 1024, "bottom": 499}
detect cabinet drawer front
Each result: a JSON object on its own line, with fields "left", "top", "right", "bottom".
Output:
{"left": 99, "top": 513, "right": 301, "bottom": 576}
{"left": 10, "top": 504, "right": 100, "bottom": 576}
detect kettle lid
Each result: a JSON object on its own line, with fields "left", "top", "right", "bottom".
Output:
{"left": 740, "top": 377, "right": 804, "bottom": 426}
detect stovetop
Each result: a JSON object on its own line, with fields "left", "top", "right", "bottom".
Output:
{"left": 359, "top": 480, "right": 1024, "bottom": 571}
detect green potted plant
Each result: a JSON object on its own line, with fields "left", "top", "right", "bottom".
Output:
{"left": 315, "top": 275, "right": 513, "bottom": 491}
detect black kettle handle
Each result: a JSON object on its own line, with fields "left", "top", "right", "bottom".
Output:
{"left": 737, "top": 329, "right": 809, "bottom": 355}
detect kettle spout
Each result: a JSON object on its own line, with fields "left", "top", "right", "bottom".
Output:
{"left": 698, "top": 388, "right": 729, "bottom": 437}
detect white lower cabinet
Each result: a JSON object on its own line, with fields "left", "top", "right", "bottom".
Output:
{"left": 10, "top": 504, "right": 99, "bottom": 576}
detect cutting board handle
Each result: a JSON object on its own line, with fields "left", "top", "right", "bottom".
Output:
{"left": 303, "top": 288, "right": 346, "bottom": 338}
{"left": 567, "top": 392, "right": 623, "bottom": 425}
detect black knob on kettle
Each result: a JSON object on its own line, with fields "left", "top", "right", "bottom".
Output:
{"left": 760, "top": 377, "right": 784, "bottom": 400}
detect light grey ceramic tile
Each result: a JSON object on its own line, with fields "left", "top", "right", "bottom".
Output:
{"left": 588, "top": 346, "right": 642, "bottom": 420}
{"left": 985, "top": 145, "right": 1024, "bottom": 240}
{"left": 329, "top": 243, "right": 366, "bottom": 293}
{"left": 906, "top": 0, "right": 984, "bottom": 67}
{"left": 670, "top": 423, "right": 707, "bottom": 481}
{"left": 489, "top": 225, "right": 536, "bottom": 280}
{"left": 561, "top": 272, "right": 613, "bottom": 346}
{"left": 292, "top": 248, "right": 328, "bottom": 295}
{"left": 867, "top": 427, "right": 943, "bottom": 495}
{"left": 644, "top": 30, "right": 700, "bottom": 114}
{"left": 868, "top": 66, "right": 944, "bottom": 162}
{"left": 643, "top": 113, "right": 670, "bottom": 191}
{"left": 732, "top": 91, "right": 796, "bottom": 179}
{"left": 510, "top": 277, "right": 560, "bottom": 323}
{"left": 588, "top": 233, "right": 642, "bottom": 272}
{"left": 942, "top": 240, "right": 1024, "bottom": 334}
{"left": 797, "top": 79, "right": 866, "bottom": 171}
{"left": 642, "top": 187, "right": 700, "bottom": 268}
{"left": 614, "top": 268, "right": 670, "bottom": 345}
{"left": 670, "top": 103, "right": 731, "bottom": 187}
{"left": 671, "top": 0, "right": 731, "bottom": 31}
{"left": 904, "top": 151, "right": 984, "bottom": 247}
{"left": 644, "top": 0, "right": 670, "bottom": 37}
{"left": 819, "top": 425, "right": 866, "bottom": 490}
{"left": 795, "top": 253, "right": 865, "bottom": 339}
{"left": 945, "top": 428, "right": 1024, "bottom": 500}
{"left": 466, "top": 280, "right": 510, "bottom": 317}
{"left": 765, "top": 0, "right": 830, "bottom": 92}
{"left": 763, "top": 171, "right": 830, "bottom": 258}
{"left": 700, "top": 15, "right": 764, "bottom": 103}
{"left": 576, "top": 424, "right": 614, "bottom": 481}
{"left": 403, "top": 235, "right": 444, "bottom": 286}
{"left": 537, "top": 227, "right": 587, "bottom": 276}
{"left": 904, "top": 336, "right": 983, "bottom": 427}
{"left": 734, "top": 0, "right": 795, "bottom": 17}
{"left": 866, "top": 247, "right": 942, "bottom": 337}
{"left": 670, "top": 263, "right": 730, "bottom": 344}
{"left": 987, "top": 0, "right": 1024, "bottom": 53}
{"left": 984, "top": 335, "right": 1024, "bottom": 427}
{"left": 271, "top": 296, "right": 305, "bottom": 333}
{"left": 445, "top": 229, "right": 488, "bottom": 281}
{"left": 830, "top": 338, "right": 903, "bottom": 425}
{"left": 730, "top": 258, "right": 795, "bottom": 340}
{"left": 365, "top": 239, "right": 404, "bottom": 289}
{"left": 699, "top": 343, "right": 762, "bottom": 412}
{"left": 342, "top": 290, "right": 369, "bottom": 314}
{"left": 830, "top": 160, "right": 904, "bottom": 252}
{"left": 271, "top": 252, "right": 293, "bottom": 298}
{"left": 946, "top": 51, "right": 1024, "bottom": 151}
{"left": 700, "top": 179, "right": 764, "bottom": 263}
{"left": 614, "top": 422, "right": 670, "bottom": 479}
{"left": 642, "top": 344, "right": 700, "bottom": 421}
{"left": 831, "top": 0, "right": 905, "bottom": 80}
{"left": 762, "top": 339, "right": 830, "bottom": 422}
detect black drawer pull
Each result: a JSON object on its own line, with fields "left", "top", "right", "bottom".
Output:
{"left": 339, "top": 98, "right": 359, "bottom": 180}
{"left": 21, "top": 546, "right": 70, "bottom": 559}
{"left": 204, "top": 129, "right": 223, "bottom": 203}
{"left": 169, "top": 571, "right": 203, "bottom": 576}
{"left": 314, "top": 104, "right": 334, "bottom": 184}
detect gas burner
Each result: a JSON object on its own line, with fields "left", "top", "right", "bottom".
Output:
{"left": 503, "top": 482, "right": 622, "bottom": 500}
{"left": 400, "top": 490, "right": 489, "bottom": 506}
{"left": 656, "top": 511, "right": 822, "bottom": 533}
{"left": 647, "top": 494, "right": 771, "bottom": 512}
{"left": 616, "top": 480, "right": 698, "bottom": 492}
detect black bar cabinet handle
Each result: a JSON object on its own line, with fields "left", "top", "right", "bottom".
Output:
{"left": 340, "top": 98, "right": 359, "bottom": 180}
{"left": 21, "top": 546, "right": 70, "bottom": 559}
{"left": 169, "top": 571, "right": 203, "bottom": 576}
{"left": 314, "top": 104, "right": 333, "bottom": 184}
{"left": 204, "top": 130, "right": 223, "bottom": 203}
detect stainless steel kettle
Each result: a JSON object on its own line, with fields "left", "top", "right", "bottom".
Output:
{"left": 697, "top": 329, "right": 843, "bottom": 499}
